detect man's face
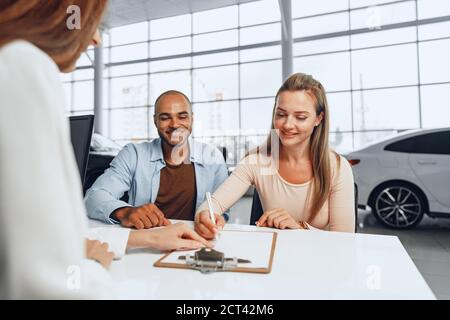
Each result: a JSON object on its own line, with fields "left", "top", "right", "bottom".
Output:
{"left": 154, "top": 94, "right": 193, "bottom": 147}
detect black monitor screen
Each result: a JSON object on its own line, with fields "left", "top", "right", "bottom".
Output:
{"left": 69, "top": 115, "right": 94, "bottom": 184}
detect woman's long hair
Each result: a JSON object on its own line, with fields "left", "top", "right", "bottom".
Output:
{"left": 254, "top": 73, "right": 340, "bottom": 221}
{"left": 0, "top": 0, "right": 108, "bottom": 71}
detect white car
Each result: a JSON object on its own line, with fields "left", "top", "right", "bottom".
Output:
{"left": 346, "top": 127, "right": 450, "bottom": 229}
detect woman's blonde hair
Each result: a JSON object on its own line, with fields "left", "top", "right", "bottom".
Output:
{"left": 0, "top": 0, "right": 108, "bottom": 71}
{"left": 255, "top": 73, "right": 340, "bottom": 220}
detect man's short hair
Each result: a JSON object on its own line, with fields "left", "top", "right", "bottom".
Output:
{"left": 154, "top": 90, "right": 192, "bottom": 114}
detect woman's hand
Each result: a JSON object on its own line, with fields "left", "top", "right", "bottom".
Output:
{"left": 194, "top": 210, "right": 226, "bottom": 240}
{"left": 128, "top": 222, "right": 213, "bottom": 251}
{"left": 256, "top": 208, "right": 305, "bottom": 230}
{"left": 86, "top": 239, "right": 114, "bottom": 269}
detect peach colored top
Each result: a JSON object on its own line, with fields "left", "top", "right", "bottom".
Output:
{"left": 197, "top": 152, "right": 355, "bottom": 233}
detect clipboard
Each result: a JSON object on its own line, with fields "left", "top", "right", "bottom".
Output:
{"left": 154, "top": 230, "right": 277, "bottom": 274}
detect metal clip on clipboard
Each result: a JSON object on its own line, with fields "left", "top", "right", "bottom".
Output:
{"left": 178, "top": 247, "right": 251, "bottom": 274}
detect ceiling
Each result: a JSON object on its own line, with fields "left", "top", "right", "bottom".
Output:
{"left": 103, "top": 0, "right": 261, "bottom": 29}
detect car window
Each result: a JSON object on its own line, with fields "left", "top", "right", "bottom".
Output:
{"left": 385, "top": 131, "right": 450, "bottom": 155}
{"left": 384, "top": 137, "right": 415, "bottom": 153}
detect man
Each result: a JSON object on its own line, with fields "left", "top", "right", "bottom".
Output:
{"left": 85, "top": 90, "right": 228, "bottom": 229}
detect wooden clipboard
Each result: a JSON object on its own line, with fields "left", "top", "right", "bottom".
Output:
{"left": 154, "top": 230, "right": 277, "bottom": 274}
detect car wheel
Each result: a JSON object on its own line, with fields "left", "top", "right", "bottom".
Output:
{"left": 371, "top": 183, "right": 425, "bottom": 229}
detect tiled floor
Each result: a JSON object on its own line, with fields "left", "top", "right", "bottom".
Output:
{"left": 228, "top": 196, "right": 450, "bottom": 300}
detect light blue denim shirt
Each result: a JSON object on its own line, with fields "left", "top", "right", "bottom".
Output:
{"left": 84, "top": 137, "right": 229, "bottom": 224}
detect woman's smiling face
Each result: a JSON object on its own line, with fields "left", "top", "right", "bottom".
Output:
{"left": 273, "top": 90, "right": 323, "bottom": 148}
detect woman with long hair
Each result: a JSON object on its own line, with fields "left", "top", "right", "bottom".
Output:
{"left": 195, "top": 73, "right": 355, "bottom": 238}
{"left": 0, "top": 0, "right": 209, "bottom": 299}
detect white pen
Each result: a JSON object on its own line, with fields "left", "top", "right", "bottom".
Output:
{"left": 205, "top": 192, "right": 219, "bottom": 239}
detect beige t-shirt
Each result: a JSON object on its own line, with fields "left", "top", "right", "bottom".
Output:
{"left": 197, "top": 152, "right": 355, "bottom": 232}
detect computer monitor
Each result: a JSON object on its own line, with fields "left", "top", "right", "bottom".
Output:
{"left": 69, "top": 115, "right": 94, "bottom": 185}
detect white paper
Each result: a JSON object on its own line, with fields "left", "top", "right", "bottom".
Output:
{"left": 160, "top": 230, "right": 275, "bottom": 269}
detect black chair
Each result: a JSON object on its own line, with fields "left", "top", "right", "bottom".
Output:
{"left": 219, "top": 146, "right": 227, "bottom": 162}
{"left": 249, "top": 189, "right": 264, "bottom": 226}
{"left": 250, "top": 183, "right": 359, "bottom": 232}
{"left": 69, "top": 115, "right": 94, "bottom": 190}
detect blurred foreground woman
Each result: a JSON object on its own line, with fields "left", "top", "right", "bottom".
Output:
{"left": 0, "top": 0, "right": 209, "bottom": 299}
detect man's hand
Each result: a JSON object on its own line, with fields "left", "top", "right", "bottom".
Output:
{"left": 256, "top": 208, "right": 302, "bottom": 229}
{"left": 128, "top": 223, "right": 213, "bottom": 251}
{"left": 86, "top": 239, "right": 114, "bottom": 269}
{"left": 194, "top": 210, "right": 226, "bottom": 240}
{"left": 113, "top": 203, "right": 171, "bottom": 229}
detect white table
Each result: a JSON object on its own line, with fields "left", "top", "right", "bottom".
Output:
{"left": 89, "top": 220, "right": 435, "bottom": 299}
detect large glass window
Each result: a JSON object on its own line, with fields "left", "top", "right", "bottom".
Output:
{"left": 294, "top": 36, "right": 349, "bottom": 56}
{"left": 73, "top": 69, "right": 94, "bottom": 81}
{"left": 420, "top": 84, "right": 450, "bottom": 128}
{"left": 353, "top": 130, "right": 398, "bottom": 150}
{"left": 98, "top": 1, "right": 284, "bottom": 155}
{"left": 239, "top": 0, "right": 280, "bottom": 26}
{"left": 240, "top": 98, "right": 274, "bottom": 133}
{"left": 65, "top": 0, "right": 450, "bottom": 160}
{"left": 419, "top": 38, "right": 450, "bottom": 84}
{"left": 418, "top": 0, "right": 450, "bottom": 20}
{"left": 350, "top": 0, "right": 403, "bottom": 8}
{"left": 329, "top": 132, "right": 354, "bottom": 154}
{"left": 351, "top": 27, "right": 416, "bottom": 49}
{"left": 292, "top": 0, "right": 348, "bottom": 18}
{"left": 150, "top": 15, "right": 191, "bottom": 40}
{"left": 240, "top": 46, "right": 281, "bottom": 63}
{"left": 327, "top": 92, "right": 353, "bottom": 132}
{"left": 293, "top": 12, "right": 349, "bottom": 38}
{"left": 109, "top": 107, "right": 149, "bottom": 140}
{"left": 350, "top": 1, "right": 416, "bottom": 30}
{"left": 351, "top": 44, "right": 418, "bottom": 89}
{"left": 352, "top": 87, "right": 420, "bottom": 131}
{"left": 110, "top": 75, "right": 148, "bottom": 108}
{"left": 193, "top": 66, "right": 239, "bottom": 102}
{"left": 193, "top": 101, "right": 240, "bottom": 136}
{"left": 240, "top": 23, "right": 280, "bottom": 46}
{"left": 111, "top": 43, "right": 148, "bottom": 63}
{"left": 110, "top": 22, "right": 148, "bottom": 46}
{"left": 193, "top": 30, "right": 238, "bottom": 52}
{"left": 294, "top": 52, "right": 351, "bottom": 92}
{"left": 193, "top": 52, "right": 238, "bottom": 68}
{"left": 150, "top": 58, "right": 191, "bottom": 73}
{"left": 150, "top": 71, "right": 191, "bottom": 104}
{"left": 240, "top": 60, "right": 281, "bottom": 99}
{"left": 76, "top": 51, "right": 94, "bottom": 67}
{"left": 193, "top": 6, "right": 238, "bottom": 33}
{"left": 73, "top": 81, "right": 94, "bottom": 111}
{"left": 419, "top": 21, "right": 450, "bottom": 41}
{"left": 110, "top": 63, "right": 148, "bottom": 77}
{"left": 150, "top": 37, "right": 190, "bottom": 58}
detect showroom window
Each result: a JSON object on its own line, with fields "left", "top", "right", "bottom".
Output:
{"left": 66, "top": 0, "right": 450, "bottom": 156}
